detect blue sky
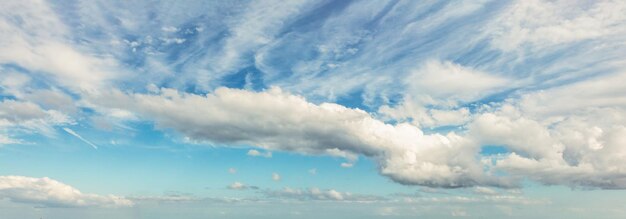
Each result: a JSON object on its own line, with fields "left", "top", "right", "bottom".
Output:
{"left": 1, "top": 0, "right": 626, "bottom": 218}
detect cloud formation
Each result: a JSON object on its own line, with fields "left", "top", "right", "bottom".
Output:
{"left": 94, "top": 83, "right": 626, "bottom": 189}
{"left": 0, "top": 176, "right": 133, "bottom": 208}
{"left": 95, "top": 87, "right": 498, "bottom": 188}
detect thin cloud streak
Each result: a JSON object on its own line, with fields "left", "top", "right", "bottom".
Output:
{"left": 63, "top": 127, "right": 98, "bottom": 149}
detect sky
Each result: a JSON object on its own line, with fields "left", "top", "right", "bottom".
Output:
{"left": 1, "top": 0, "right": 626, "bottom": 218}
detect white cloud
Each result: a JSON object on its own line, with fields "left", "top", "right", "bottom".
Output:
{"left": 94, "top": 87, "right": 501, "bottom": 188}
{"left": 469, "top": 105, "right": 626, "bottom": 189}
{"left": 488, "top": 0, "right": 626, "bottom": 51}
{"left": 517, "top": 71, "right": 626, "bottom": 118}
{"left": 308, "top": 168, "right": 317, "bottom": 175}
{"left": 379, "top": 60, "right": 507, "bottom": 128}
{"left": 62, "top": 128, "right": 98, "bottom": 149}
{"left": 199, "top": 0, "right": 316, "bottom": 87}
{"left": 2, "top": 0, "right": 623, "bottom": 193}
{"left": 0, "top": 134, "right": 22, "bottom": 145}
{"left": 406, "top": 60, "right": 509, "bottom": 106}
{"left": 247, "top": 149, "right": 272, "bottom": 158}
{"left": 0, "top": 176, "right": 133, "bottom": 208}
{"left": 228, "top": 168, "right": 237, "bottom": 174}
{"left": 340, "top": 162, "right": 354, "bottom": 168}
{"left": 272, "top": 172, "right": 281, "bottom": 181}
{"left": 228, "top": 182, "right": 258, "bottom": 190}
{"left": 228, "top": 182, "right": 246, "bottom": 190}
{"left": 90, "top": 76, "right": 626, "bottom": 189}
{"left": 0, "top": 99, "right": 73, "bottom": 138}
{"left": 401, "top": 194, "right": 547, "bottom": 205}
{"left": 472, "top": 187, "right": 499, "bottom": 196}
{"left": 0, "top": 0, "right": 120, "bottom": 93}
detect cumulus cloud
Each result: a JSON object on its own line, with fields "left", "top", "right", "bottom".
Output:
{"left": 470, "top": 104, "right": 626, "bottom": 189}
{"left": 91, "top": 78, "right": 626, "bottom": 189}
{"left": 94, "top": 87, "right": 501, "bottom": 188}
{"left": 0, "top": 176, "right": 133, "bottom": 208}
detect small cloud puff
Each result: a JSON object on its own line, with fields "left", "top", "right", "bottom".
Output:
{"left": 247, "top": 149, "right": 272, "bottom": 158}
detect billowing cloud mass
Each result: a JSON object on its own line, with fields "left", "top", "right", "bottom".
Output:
{"left": 94, "top": 87, "right": 499, "bottom": 188}
{"left": 0, "top": 176, "right": 133, "bottom": 208}
{"left": 93, "top": 81, "right": 626, "bottom": 189}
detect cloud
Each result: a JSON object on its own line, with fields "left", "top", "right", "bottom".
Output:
{"left": 379, "top": 60, "right": 508, "bottom": 128}
{"left": 0, "top": 99, "right": 73, "bottom": 138}
{"left": 340, "top": 162, "right": 354, "bottom": 168}
{"left": 401, "top": 194, "right": 548, "bottom": 206}
{"left": 92, "top": 74, "right": 626, "bottom": 189}
{"left": 0, "top": 176, "right": 133, "bottom": 208}
{"left": 228, "top": 168, "right": 237, "bottom": 174}
{"left": 63, "top": 128, "right": 98, "bottom": 149}
{"left": 228, "top": 182, "right": 246, "bottom": 190}
{"left": 2, "top": 0, "right": 626, "bottom": 194}
{"left": 487, "top": 0, "right": 626, "bottom": 51}
{"left": 472, "top": 187, "right": 499, "bottom": 196}
{"left": 94, "top": 87, "right": 501, "bottom": 188}
{"left": 308, "top": 168, "right": 317, "bottom": 175}
{"left": 263, "top": 187, "right": 384, "bottom": 202}
{"left": 271, "top": 172, "right": 281, "bottom": 181}
{"left": 247, "top": 149, "right": 272, "bottom": 158}
{"left": 451, "top": 210, "right": 468, "bottom": 217}
{"left": 195, "top": 0, "right": 318, "bottom": 88}
{"left": 405, "top": 60, "right": 509, "bottom": 107}
{"left": 469, "top": 105, "right": 626, "bottom": 189}
{"left": 0, "top": 134, "right": 22, "bottom": 145}
{"left": 228, "top": 182, "right": 258, "bottom": 190}
{"left": 0, "top": 0, "right": 121, "bottom": 93}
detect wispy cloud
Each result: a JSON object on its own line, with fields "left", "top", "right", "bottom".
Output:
{"left": 63, "top": 127, "right": 98, "bottom": 149}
